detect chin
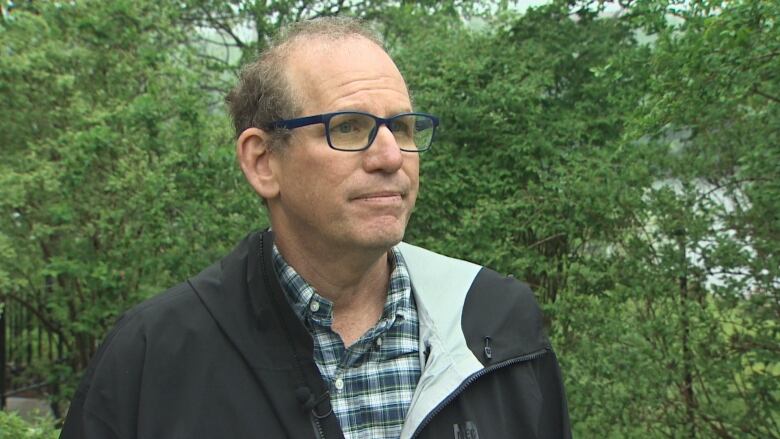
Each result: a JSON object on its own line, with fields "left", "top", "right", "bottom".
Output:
{"left": 363, "top": 233, "right": 404, "bottom": 251}
{"left": 354, "top": 225, "right": 406, "bottom": 251}
{"left": 333, "top": 213, "right": 411, "bottom": 252}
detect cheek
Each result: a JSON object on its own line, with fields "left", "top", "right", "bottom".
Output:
{"left": 405, "top": 157, "right": 421, "bottom": 188}
{"left": 277, "top": 160, "right": 320, "bottom": 208}
{"left": 293, "top": 160, "right": 352, "bottom": 208}
{"left": 323, "top": 155, "right": 365, "bottom": 187}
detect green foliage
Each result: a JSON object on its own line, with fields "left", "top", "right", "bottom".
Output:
{"left": 399, "top": 3, "right": 653, "bottom": 304}
{"left": 0, "top": 411, "right": 58, "bottom": 439}
{"left": 0, "top": 0, "right": 262, "bottom": 401}
{"left": 547, "top": 0, "right": 779, "bottom": 436}
{"left": 396, "top": 0, "right": 778, "bottom": 436}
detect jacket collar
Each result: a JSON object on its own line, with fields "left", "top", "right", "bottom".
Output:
{"left": 189, "top": 230, "right": 343, "bottom": 438}
{"left": 397, "top": 242, "right": 551, "bottom": 438}
{"left": 187, "top": 230, "right": 299, "bottom": 371}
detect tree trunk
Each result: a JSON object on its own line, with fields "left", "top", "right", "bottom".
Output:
{"left": 679, "top": 235, "right": 697, "bottom": 438}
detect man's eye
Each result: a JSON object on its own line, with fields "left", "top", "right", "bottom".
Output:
{"left": 391, "top": 120, "right": 412, "bottom": 133}
{"left": 333, "top": 118, "right": 366, "bottom": 134}
{"left": 335, "top": 122, "right": 354, "bottom": 133}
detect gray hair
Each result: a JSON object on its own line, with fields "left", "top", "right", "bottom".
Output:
{"left": 225, "top": 17, "right": 386, "bottom": 149}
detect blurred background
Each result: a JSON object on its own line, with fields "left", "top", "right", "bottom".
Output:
{"left": 0, "top": 0, "right": 778, "bottom": 436}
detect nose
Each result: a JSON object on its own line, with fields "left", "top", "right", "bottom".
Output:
{"left": 363, "top": 125, "right": 404, "bottom": 173}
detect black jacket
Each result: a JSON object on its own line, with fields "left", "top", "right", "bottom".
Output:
{"left": 61, "top": 231, "right": 570, "bottom": 438}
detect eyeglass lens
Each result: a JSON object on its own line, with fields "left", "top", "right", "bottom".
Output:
{"left": 327, "top": 113, "right": 434, "bottom": 151}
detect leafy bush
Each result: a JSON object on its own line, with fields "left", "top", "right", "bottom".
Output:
{"left": 0, "top": 411, "right": 59, "bottom": 439}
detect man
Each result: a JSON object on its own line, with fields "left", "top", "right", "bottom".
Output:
{"left": 61, "top": 17, "right": 570, "bottom": 439}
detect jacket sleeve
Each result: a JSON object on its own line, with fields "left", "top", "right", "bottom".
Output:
{"left": 534, "top": 349, "right": 571, "bottom": 439}
{"left": 59, "top": 404, "right": 121, "bottom": 439}
{"left": 60, "top": 313, "right": 146, "bottom": 439}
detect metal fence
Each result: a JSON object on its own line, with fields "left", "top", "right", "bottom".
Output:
{"left": 1, "top": 295, "right": 65, "bottom": 411}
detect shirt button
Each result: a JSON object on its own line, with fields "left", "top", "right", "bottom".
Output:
{"left": 334, "top": 378, "right": 344, "bottom": 391}
{"left": 309, "top": 301, "right": 320, "bottom": 312}
{"left": 376, "top": 337, "right": 383, "bottom": 347}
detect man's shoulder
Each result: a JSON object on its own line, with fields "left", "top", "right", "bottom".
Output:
{"left": 396, "top": 241, "right": 534, "bottom": 300}
{"left": 122, "top": 281, "right": 197, "bottom": 321}
{"left": 119, "top": 280, "right": 199, "bottom": 330}
{"left": 100, "top": 231, "right": 263, "bottom": 359}
{"left": 396, "top": 242, "right": 481, "bottom": 272}
{"left": 397, "top": 242, "right": 550, "bottom": 362}
{"left": 106, "top": 262, "right": 222, "bottom": 347}
{"left": 396, "top": 242, "right": 482, "bottom": 298}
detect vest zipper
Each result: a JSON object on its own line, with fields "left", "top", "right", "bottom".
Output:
{"left": 409, "top": 347, "right": 550, "bottom": 438}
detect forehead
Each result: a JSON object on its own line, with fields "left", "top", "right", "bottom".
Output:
{"left": 283, "top": 36, "right": 411, "bottom": 114}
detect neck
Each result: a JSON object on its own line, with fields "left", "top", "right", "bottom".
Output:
{"left": 277, "top": 234, "right": 390, "bottom": 303}
{"left": 273, "top": 229, "right": 393, "bottom": 346}
{"left": 274, "top": 228, "right": 390, "bottom": 310}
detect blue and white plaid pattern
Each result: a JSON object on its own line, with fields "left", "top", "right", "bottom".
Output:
{"left": 272, "top": 245, "right": 420, "bottom": 439}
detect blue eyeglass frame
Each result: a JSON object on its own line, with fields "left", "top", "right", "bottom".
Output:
{"left": 268, "top": 111, "right": 440, "bottom": 152}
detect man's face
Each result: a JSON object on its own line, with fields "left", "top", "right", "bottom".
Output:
{"left": 266, "top": 36, "right": 419, "bottom": 254}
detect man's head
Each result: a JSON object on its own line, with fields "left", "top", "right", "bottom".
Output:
{"left": 228, "top": 17, "right": 427, "bottom": 255}
{"left": 225, "top": 17, "right": 386, "bottom": 150}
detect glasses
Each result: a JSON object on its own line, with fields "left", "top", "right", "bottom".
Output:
{"left": 268, "top": 111, "right": 439, "bottom": 152}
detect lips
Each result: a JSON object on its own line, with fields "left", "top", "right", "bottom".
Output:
{"left": 353, "top": 191, "right": 404, "bottom": 200}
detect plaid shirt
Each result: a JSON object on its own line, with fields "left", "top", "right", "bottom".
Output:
{"left": 272, "top": 245, "right": 421, "bottom": 439}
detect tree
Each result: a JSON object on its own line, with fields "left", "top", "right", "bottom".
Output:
{"left": 397, "top": 3, "right": 651, "bottom": 305}
{"left": 395, "top": 0, "right": 779, "bottom": 435}
{"left": 172, "top": 0, "right": 503, "bottom": 95}
{"left": 0, "top": 0, "right": 260, "bottom": 402}
{"left": 550, "top": 0, "right": 779, "bottom": 436}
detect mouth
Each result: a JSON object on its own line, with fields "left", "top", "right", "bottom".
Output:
{"left": 351, "top": 191, "right": 406, "bottom": 203}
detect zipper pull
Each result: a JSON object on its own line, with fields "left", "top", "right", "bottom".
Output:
{"left": 483, "top": 336, "right": 493, "bottom": 361}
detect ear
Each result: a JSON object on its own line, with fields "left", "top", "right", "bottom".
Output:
{"left": 236, "top": 128, "right": 280, "bottom": 200}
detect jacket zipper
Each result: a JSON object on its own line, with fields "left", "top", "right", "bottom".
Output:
{"left": 310, "top": 413, "right": 326, "bottom": 439}
{"left": 260, "top": 233, "right": 327, "bottom": 439}
{"left": 410, "top": 347, "right": 550, "bottom": 438}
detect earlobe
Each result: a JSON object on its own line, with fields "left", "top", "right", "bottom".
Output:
{"left": 236, "top": 128, "right": 280, "bottom": 199}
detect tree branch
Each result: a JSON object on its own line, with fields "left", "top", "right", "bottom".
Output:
{"left": 201, "top": 7, "right": 246, "bottom": 49}
{"left": 526, "top": 232, "right": 566, "bottom": 249}
{"left": 192, "top": 34, "right": 243, "bottom": 49}
{"left": 753, "top": 86, "right": 780, "bottom": 104}
{"left": 193, "top": 51, "right": 233, "bottom": 67}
